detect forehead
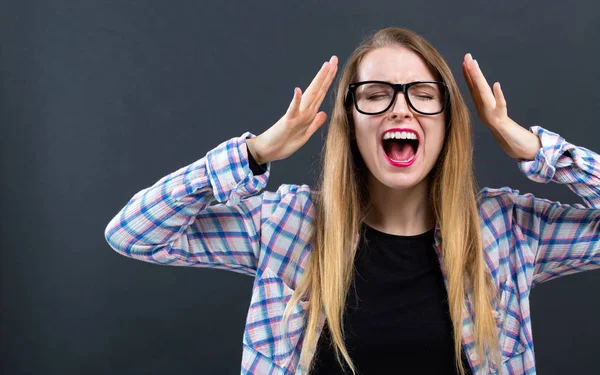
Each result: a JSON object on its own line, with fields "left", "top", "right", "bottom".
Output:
{"left": 356, "top": 46, "right": 436, "bottom": 83}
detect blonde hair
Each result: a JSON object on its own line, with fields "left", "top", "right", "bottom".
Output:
{"left": 282, "top": 27, "right": 500, "bottom": 374}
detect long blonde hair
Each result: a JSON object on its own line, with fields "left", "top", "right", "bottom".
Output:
{"left": 282, "top": 27, "right": 500, "bottom": 374}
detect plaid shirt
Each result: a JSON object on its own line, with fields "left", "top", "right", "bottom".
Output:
{"left": 105, "top": 125, "right": 600, "bottom": 374}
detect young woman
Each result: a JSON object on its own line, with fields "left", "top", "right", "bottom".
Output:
{"left": 104, "top": 27, "right": 600, "bottom": 374}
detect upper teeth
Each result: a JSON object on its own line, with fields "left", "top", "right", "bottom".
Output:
{"left": 383, "top": 131, "right": 417, "bottom": 140}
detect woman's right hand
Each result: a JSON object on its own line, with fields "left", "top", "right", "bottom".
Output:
{"left": 246, "top": 55, "right": 339, "bottom": 165}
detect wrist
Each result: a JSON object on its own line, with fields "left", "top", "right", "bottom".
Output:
{"left": 520, "top": 131, "right": 542, "bottom": 161}
{"left": 246, "top": 137, "right": 267, "bottom": 165}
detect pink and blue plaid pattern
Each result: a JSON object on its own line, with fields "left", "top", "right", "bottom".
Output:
{"left": 105, "top": 125, "right": 600, "bottom": 374}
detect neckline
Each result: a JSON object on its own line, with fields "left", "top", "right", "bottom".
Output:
{"left": 363, "top": 223, "right": 436, "bottom": 240}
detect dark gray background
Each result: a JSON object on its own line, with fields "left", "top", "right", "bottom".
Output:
{"left": 1, "top": 0, "right": 599, "bottom": 374}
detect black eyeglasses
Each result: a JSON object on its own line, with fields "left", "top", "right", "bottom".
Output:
{"left": 346, "top": 80, "right": 450, "bottom": 115}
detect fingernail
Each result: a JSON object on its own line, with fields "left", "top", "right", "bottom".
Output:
{"left": 474, "top": 59, "right": 479, "bottom": 68}
{"left": 498, "top": 82, "right": 501, "bottom": 90}
{"left": 467, "top": 53, "right": 472, "bottom": 60}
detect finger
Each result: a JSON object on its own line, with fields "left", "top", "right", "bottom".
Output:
{"left": 462, "top": 53, "right": 476, "bottom": 93}
{"left": 286, "top": 87, "right": 302, "bottom": 117}
{"left": 311, "top": 64, "right": 336, "bottom": 110}
{"left": 305, "top": 111, "right": 328, "bottom": 137}
{"left": 462, "top": 61, "right": 481, "bottom": 108}
{"left": 467, "top": 59, "right": 496, "bottom": 108}
{"left": 302, "top": 59, "right": 333, "bottom": 107}
{"left": 493, "top": 82, "right": 507, "bottom": 109}
{"left": 461, "top": 61, "right": 475, "bottom": 94}
{"left": 304, "top": 56, "right": 337, "bottom": 111}
{"left": 312, "top": 57, "right": 338, "bottom": 110}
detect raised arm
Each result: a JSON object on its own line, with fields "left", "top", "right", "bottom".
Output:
{"left": 516, "top": 126, "right": 600, "bottom": 286}
{"left": 464, "top": 53, "right": 600, "bottom": 286}
{"left": 104, "top": 133, "right": 273, "bottom": 276}
{"left": 104, "top": 55, "right": 339, "bottom": 277}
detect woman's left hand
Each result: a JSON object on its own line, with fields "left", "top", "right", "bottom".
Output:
{"left": 462, "top": 53, "right": 542, "bottom": 161}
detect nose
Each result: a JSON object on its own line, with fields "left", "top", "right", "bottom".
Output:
{"left": 388, "top": 91, "right": 413, "bottom": 119}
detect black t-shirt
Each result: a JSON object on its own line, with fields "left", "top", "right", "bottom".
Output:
{"left": 310, "top": 225, "right": 473, "bottom": 374}
{"left": 246, "top": 144, "right": 472, "bottom": 375}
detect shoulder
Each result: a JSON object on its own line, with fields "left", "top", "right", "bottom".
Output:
{"left": 258, "top": 183, "right": 318, "bottom": 243}
{"left": 477, "top": 185, "right": 559, "bottom": 212}
{"left": 475, "top": 186, "right": 558, "bottom": 233}
{"left": 257, "top": 184, "right": 318, "bottom": 286}
{"left": 260, "top": 183, "right": 316, "bottom": 215}
{"left": 477, "top": 186, "right": 520, "bottom": 199}
{"left": 476, "top": 186, "right": 525, "bottom": 210}
{"left": 475, "top": 186, "right": 525, "bottom": 229}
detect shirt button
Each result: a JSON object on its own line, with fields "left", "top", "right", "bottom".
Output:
{"left": 469, "top": 352, "right": 478, "bottom": 361}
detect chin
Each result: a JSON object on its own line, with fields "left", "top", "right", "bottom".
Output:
{"left": 377, "top": 173, "right": 425, "bottom": 191}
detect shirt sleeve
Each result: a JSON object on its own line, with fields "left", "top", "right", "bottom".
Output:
{"left": 104, "top": 131, "right": 274, "bottom": 277}
{"left": 515, "top": 125, "right": 600, "bottom": 286}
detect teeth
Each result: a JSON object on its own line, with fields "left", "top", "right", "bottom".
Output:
{"left": 383, "top": 131, "right": 418, "bottom": 140}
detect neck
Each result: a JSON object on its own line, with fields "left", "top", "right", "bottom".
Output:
{"left": 365, "top": 173, "right": 435, "bottom": 236}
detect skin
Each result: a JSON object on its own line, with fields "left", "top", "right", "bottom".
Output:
{"left": 353, "top": 46, "right": 446, "bottom": 236}
{"left": 462, "top": 53, "right": 542, "bottom": 161}
{"left": 247, "top": 48, "right": 542, "bottom": 237}
{"left": 354, "top": 47, "right": 542, "bottom": 236}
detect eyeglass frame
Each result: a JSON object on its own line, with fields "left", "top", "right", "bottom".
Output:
{"left": 345, "top": 80, "right": 450, "bottom": 116}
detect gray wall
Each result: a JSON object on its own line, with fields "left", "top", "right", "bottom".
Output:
{"left": 1, "top": 0, "right": 599, "bottom": 374}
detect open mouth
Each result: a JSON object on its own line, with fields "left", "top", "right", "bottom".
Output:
{"left": 382, "top": 138, "right": 419, "bottom": 162}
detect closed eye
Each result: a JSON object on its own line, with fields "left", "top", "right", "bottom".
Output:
{"left": 367, "top": 94, "right": 390, "bottom": 101}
